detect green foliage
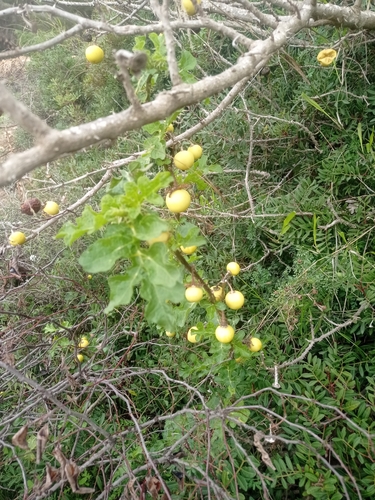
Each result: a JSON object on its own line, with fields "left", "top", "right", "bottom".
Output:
{"left": 4, "top": 14, "right": 375, "bottom": 500}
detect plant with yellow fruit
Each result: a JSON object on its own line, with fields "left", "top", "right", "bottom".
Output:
{"left": 166, "top": 331, "right": 176, "bottom": 338}
{"left": 180, "top": 245, "right": 197, "bottom": 255}
{"left": 185, "top": 285, "right": 203, "bottom": 302}
{"left": 187, "top": 326, "right": 198, "bottom": 343}
{"left": 77, "top": 354, "right": 84, "bottom": 363}
{"left": 43, "top": 201, "right": 60, "bottom": 216}
{"left": 78, "top": 336, "right": 90, "bottom": 348}
{"left": 249, "top": 337, "right": 262, "bottom": 352}
{"left": 211, "top": 285, "right": 224, "bottom": 301}
{"left": 215, "top": 324, "right": 234, "bottom": 344}
{"left": 188, "top": 145, "right": 203, "bottom": 160}
{"left": 226, "top": 262, "right": 240, "bottom": 276}
{"left": 181, "top": 0, "right": 201, "bottom": 16}
{"left": 85, "top": 45, "right": 104, "bottom": 64}
{"left": 166, "top": 189, "right": 191, "bottom": 213}
{"left": 225, "top": 290, "right": 244, "bottom": 310}
{"left": 9, "top": 231, "right": 26, "bottom": 246}
{"left": 173, "top": 150, "right": 195, "bottom": 171}
{"left": 147, "top": 231, "right": 170, "bottom": 245}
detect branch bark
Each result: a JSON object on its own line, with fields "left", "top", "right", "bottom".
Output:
{"left": 0, "top": 7, "right": 313, "bottom": 186}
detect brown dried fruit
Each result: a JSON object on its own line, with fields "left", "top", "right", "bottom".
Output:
{"left": 21, "top": 198, "right": 42, "bottom": 215}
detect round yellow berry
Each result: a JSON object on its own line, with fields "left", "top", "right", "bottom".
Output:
{"left": 43, "top": 201, "right": 60, "bottom": 216}
{"left": 9, "top": 231, "right": 26, "bottom": 246}
{"left": 173, "top": 150, "right": 195, "bottom": 171}
{"left": 85, "top": 45, "right": 104, "bottom": 64}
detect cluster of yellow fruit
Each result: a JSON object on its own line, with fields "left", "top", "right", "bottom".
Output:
{"left": 77, "top": 336, "right": 90, "bottom": 363}
{"left": 167, "top": 261, "right": 263, "bottom": 353}
{"left": 165, "top": 145, "right": 203, "bottom": 214}
{"left": 9, "top": 201, "right": 60, "bottom": 246}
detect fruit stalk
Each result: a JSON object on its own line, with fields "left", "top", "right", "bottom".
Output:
{"left": 218, "top": 309, "right": 228, "bottom": 327}
{"left": 174, "top": 249, "right": 216, "bottom": 302}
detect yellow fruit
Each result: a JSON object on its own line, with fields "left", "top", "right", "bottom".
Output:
{"left": 185, "top": 285, "right": 203, "bottom": 302}
{"left": 9, "top": 231, "right": 26, "bottom": 246}
{"left": 182, "top": 0, "right": 201, "bottom": 15}
{"left": 211, "top": 285, "right": 224, "bottom": 301}
{"left": 180, "top": 245, "right": 197, "bottom": 255}
{"left": 85, "top": 45, "right": 104, "bottom": 64}
{"left": 173, "top": 150, "right": 195, "bottom": 171}
{"left": 78, "top": 336, "right": 89, "bottom": 348}
{"left": 249, "top": 337, "right": 262, "bottom": 352}
{"left": 317, "top": 48, "right": 337, "bottom": 67}
{"left": 166, "top": 124, "right": 174, "bottom": 133}
{"left": 166, "top": 331, "right": 176, "bottom": 338}
{"left": 147, "top": 231, "right": 170, "bottom": 245}
{"left": 226, "top": 262, "right": 240, "bottom": 276}
{"left": 166, "top": 189, "right": 191, "bottom": 213}
{"left": 215, "top": 325, "right": 235, "bottom": 343}
{"left": 187, "top": 326, "right": 198, "bottom": 343}
{"left": 188, "top": 145, "right": 203, "bottom": 160}
{"left": 87, "top": 275, "right": 92, "bottom": 280}
{"left": 77, "top": 354, "right": 84, "bottom": 363}
{"left": 43, "top": 201, "right": 60, "bottom": 216}
{"left": 225, "top": 290, "right": 245, "bottom": 310}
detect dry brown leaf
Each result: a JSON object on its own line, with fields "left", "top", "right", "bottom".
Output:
{"left": 52, "top": 445, "right": 67, "bottom": 474}
{"left": 36, "top": 423, "right": 49, "bottom": 464}
{"left": 11, "top": 425, "right": 29, "bottom": 450}
{"left": 65, "top": 459, "right": 80, "bottom": 492}
{"left": 40, "top": 464, "right": 60, "bottom": 493}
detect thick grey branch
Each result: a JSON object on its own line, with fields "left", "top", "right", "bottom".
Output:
{"left": 0, "top": 10, "right": 312, "bottom": 186}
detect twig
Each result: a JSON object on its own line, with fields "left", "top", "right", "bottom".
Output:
{"left": 277, "top": 301, "right": 368, "bottom": 369}
{"left": 150, "top": 0, "right": 182, "bottom": 86}
{"left": 0, "top": 83, "right": 52, "bottom": 141}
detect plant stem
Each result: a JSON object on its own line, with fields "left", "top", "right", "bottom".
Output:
{"left": 174, "top": 249, "right": 216, "bottom": 303}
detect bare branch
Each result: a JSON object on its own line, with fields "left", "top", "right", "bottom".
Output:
{"left": 0, "top": 11, "right": 313, "bottom": 185}
{"left": 0, "top": 25, "right": 84, "bottom": 60}
{"left": 150, "top": 0, "right": 182, "bottom": 86}
{"left": 0, "top": 83, "right": 52, "bottom": 141}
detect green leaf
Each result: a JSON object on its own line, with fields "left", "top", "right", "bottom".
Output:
{"left": 79, "top": 225, "right": 134, "bottom": 272}
{"left": 140, "top": 280, "right": 186, "bottom": 330}
{"left": 305, "top": 472, "right": 318, "bottom": 482}
{"left": 104, "top": 267, "right": 142, "bottom": 313}
{"left": 139, "top": 244, "right": 183, "bottom": 287}
{"left": 280, "top": 211, "right": 296, "bottom": 235}
{"left": 133, "top": 35, "right": 148, "bottom": 53}
{"left": 179, "top": 50, "right": 197, "bottom": 72}
{"left": 137, "top": 171, "right": 172, "bottom": 200}
{"left": 358, "top": 122, "right": 364, "bottom": 154}
{"left": 132, "top": 213, "right": 169, "bottom": 240}
{"left": 143, "top": 136, "right": 166, "bottom": 160}
{"left": 143, "top": 121, "right": 162, "bottom": 135}
{"left": 176, "top": 221, "right": 206, "bottom": 247}
{"left": 301, "top": 93, "right": 343, "bottom": 129}
{"left": 100, "top": 192, "right": 140, "bottom": 220}
{"left": 56, "top": 206, "right": 107, "bottom": 245}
